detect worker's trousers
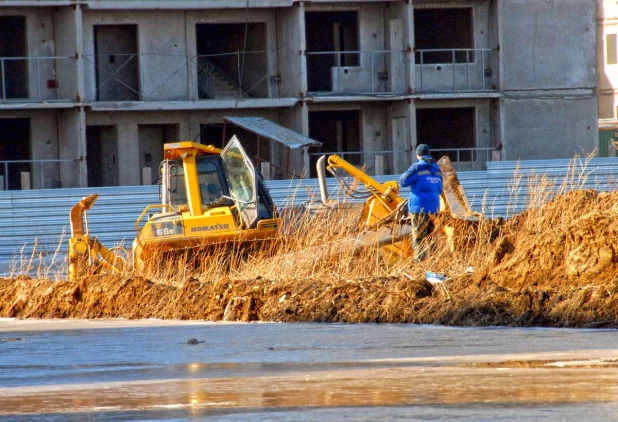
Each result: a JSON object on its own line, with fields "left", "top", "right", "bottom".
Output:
{"left": 410, "top": 212, "right": 434, "bottom": 262}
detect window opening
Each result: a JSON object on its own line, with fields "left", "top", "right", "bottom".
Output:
{"left": 94, "top": 25, "right": 139, "bottom": 101}
{"left": 168, "top": 160, "right": 187, "bottom": 207}
{"left": 416, "top": 107, "right": 475, "bottom": 163}
{"left": 86, "top": 125, "right": 118, "bottom": 187}
{"left": 196, "top": 23, "right": 267, "bottom": 99}
{"left": 196, "top": 159, "right": 225, "bottom": 205}
{"left": 0, "top": 118, "right": 30, "bottom": 189}
{"left": 608, "top": 34, "right": 617, "bottom": 65}
{"left": 309, "top": 110, "right": 361, "bottom": 177}
{"left": 305, "top": 11, "right": 359, "bottom": 92}
{"left": 414, "top": 8, "right": 474, "bottom": 64}
{"left": 164, "top": 157, "right": 224, "bottom": 209}
{"left": 0, "top": 16, "right": 28, "bottom": 99}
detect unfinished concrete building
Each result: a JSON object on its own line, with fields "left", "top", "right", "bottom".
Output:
{"left": 0, "top": 0, "right": 597, "bottom": 189}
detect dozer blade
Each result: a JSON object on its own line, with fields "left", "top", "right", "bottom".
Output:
{"left": 68, "top": 193, "right": 127, "bottom": 280}
{"left": 436, "top": 156, "right": 492, "bottom": 253}
{"left": 261, "top": 223, "right": 412, "bottom": 272}
{"left": 337, "top": 224, "right": 412, "bottom": 253}
{"left": 437, "top": 156, "right": 478, "bottom": 222}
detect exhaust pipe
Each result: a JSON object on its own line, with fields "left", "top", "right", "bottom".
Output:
{"left": 317, "top": 155, "right": 329, "bottom": 204}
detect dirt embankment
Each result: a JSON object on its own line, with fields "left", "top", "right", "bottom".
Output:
{"left": 1, "top": 190, "right": 618, "bottom": 327}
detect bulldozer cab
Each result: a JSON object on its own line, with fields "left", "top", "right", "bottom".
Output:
{"left": 160, "top": 136, "right": 273, "bottom": 229}
{"left": 69, "top": 136, "right": 281, "bottom": 281}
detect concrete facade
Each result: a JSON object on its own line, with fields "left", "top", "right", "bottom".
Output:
{"left": 0, "top": 0, "right": 598, "bottom": 189}
{"left": 498, "top": 0, "right": 597, "bottom": 160}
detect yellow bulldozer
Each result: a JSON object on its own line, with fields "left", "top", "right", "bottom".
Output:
{"left": 68, "top": 135, "right": 479, "bottom": 280}
{"left": 68, "top": 136, "right": 281, "bottom": 280}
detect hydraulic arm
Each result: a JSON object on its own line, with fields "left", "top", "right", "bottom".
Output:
{"left": 315, "top": 153, "right": 480, "bottom": 262}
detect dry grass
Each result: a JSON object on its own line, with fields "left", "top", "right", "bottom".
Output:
{"left": 83, "top": 201, "right": 503, "bottom": 288}
{"left": 11, "top": 153, "right": 616, "bottom": 288}
{"left": 9, "top": 231, "right": 69, "bottom": 281}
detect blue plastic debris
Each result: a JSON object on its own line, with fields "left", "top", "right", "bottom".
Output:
{"left": 426, "top": 271, "right": 447, "bottom": 285}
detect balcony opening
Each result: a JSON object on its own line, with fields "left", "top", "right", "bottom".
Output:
{"left": 87, "top": 125, "right": 118, "bottom": 187}
{"left": 414, "top": 8, "right": 474, "bottom": 64}
{"left": 94, "top": 25, "right": 139, "bottom": 101}
{"left": 309, "top": 110, "right": 360, "bottom": 177}
{"left": 416, "top": 107, "right": 475, "bottom": 163}
{"left": 138, "top": 124, "right": 178, "bottom": 185}
{"left": 200, "top": 123, "right": 269, "bottom": 164}
{"left": 0, "top": 118, "right": 30, "bottom": 190}
{"left": 196, "top": 23, "right": 267, "bottom": 99}
{"left": 0, "top": 16, "right": 28, "bottom": 99}
{"left": 305, "top": 11, "right": 359, "bottom": 92}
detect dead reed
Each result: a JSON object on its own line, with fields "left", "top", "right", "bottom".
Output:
{"left": 10, "top": 153, "right": 615, "bottom": 289}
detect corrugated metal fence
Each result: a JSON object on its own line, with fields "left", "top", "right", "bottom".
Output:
{"left": 1, "top": 157, "right": 617, "bottom": 267}
{"left": 461, "top": 157, "right": 618, "bottom": 217}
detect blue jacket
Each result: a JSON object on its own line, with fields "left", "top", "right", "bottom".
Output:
{"left": 399, "top": 156, "right": 443, "bottom": 214}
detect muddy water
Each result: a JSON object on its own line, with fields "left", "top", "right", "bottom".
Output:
{"left": 1, "top": 320, "right": 618, "bottom": 421}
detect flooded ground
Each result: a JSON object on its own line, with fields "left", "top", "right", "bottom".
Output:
{"left": 1, "top": 320, "right": 618, "bottom": 421}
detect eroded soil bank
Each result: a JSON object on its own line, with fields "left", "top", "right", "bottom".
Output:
{"left": 1, "top": 190, "right": 618, "bottom": 327}
{"left": 1, "top": 271, "right": 616, "bottom": 327}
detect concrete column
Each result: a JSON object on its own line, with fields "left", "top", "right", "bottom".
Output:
{"left": 58, "top": 108, "right": 87, "bottom": 188}
{"left": 387, "top": 100, "right": 414, "bottom": 174}
{"left": 375, "top": 155, "right": 384, "bottom": 176}
{"left": 409, "top": 101, "right": 418, "bottom": 158}
{"left": 21, "top": 173, "right": 31, "bottom": 190}
{"left": 385, "top": 1, "right": 413, "bottom": 93}
{"left": 75, "top": 6, "right": 85, "bottom": 102}
{"left": 52, "top": 6, "right": 86, "bottom": 188}
{"left": 276, "top": 3, "right": 307, "bottom": 97}
{"left": 302, "top": 147, "right": 310, "bottom": 177}
{"left": 117, "top": 121, "right": 140, "bottom": 185}
{"left": 53, "top": 5, "right": 84, "bottom": 102}
{"left": 278, "top": 103, "right": 308, "bottom": 177}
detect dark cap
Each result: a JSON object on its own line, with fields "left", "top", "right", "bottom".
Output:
{"left": 416, "top": 144, "right": 430, "bottom": 156}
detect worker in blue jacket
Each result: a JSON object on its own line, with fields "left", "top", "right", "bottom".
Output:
{"left": 399, "top": 144, "right": 443, "bottom": 262}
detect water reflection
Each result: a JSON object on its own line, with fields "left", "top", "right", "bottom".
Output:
{"left": 3, "top": 365, "right": 618, "bottom": 415}
{"left": 1, "top": 322, "right": 618, "bottom": 420}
